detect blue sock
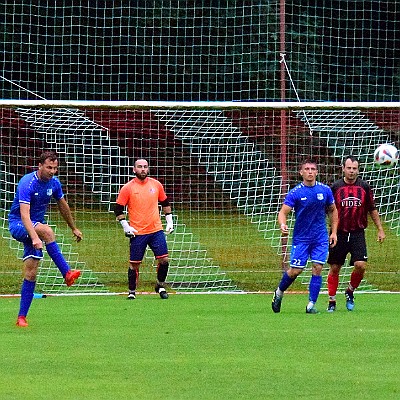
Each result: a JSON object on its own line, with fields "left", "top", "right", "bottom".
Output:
{"left": 19, "top": 279, "right": 36, "bottom": 317}
{"left": 309, "top": 275, "right": 323, "bottom": 303}
{"left": 278, "top": 271, "right": 296, "bottom": 292}
{"left": 46, "top": 241, "right": 70, "bottom": 277}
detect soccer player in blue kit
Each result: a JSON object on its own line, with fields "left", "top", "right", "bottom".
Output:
{"left": 8, "top": 151, "right": 82, "bottom": 327}
{"left": 272, "top": 159, "right": 338, "bottom": 314}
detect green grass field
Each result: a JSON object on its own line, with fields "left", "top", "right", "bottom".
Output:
{"left": 1, "top": 293, "right": 399, "bottom": 399}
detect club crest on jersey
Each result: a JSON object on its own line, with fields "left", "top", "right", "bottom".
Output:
{"left": 317, "top": 193, "right": 324, "bottom": 200}
{"left": 149, "top": 188, "right": 156, "bottom": 194}
{"left": 47, "top": 189, "right": 53, "bottom": 196}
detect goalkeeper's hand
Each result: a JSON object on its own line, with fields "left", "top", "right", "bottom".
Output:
{"left": 119, "top": 219, "right": 138, "bottom": 238}
{"left": 165, "top": 213, "right": 174, "bottom": 234}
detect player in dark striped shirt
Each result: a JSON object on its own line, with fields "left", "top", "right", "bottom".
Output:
{"left": 326, "top": 155, "right": 385, "bottom": 312}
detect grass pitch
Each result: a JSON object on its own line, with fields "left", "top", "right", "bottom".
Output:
{"left": 1, "top": 293, "right": 399, "bottom": 399}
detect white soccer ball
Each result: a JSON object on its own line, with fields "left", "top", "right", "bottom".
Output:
{"left": 373, "top": 144, "right": 399, "bottom": 167}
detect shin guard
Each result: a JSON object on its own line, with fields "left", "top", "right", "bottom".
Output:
{"left": 157, "top": 261, "right": 169, "bottom": 283}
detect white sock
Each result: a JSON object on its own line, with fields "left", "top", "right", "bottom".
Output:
{"left": 306, "top": 301, "right": 315, "bottom": 310}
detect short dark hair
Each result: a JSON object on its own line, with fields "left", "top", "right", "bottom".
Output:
{"left": 39, "top": 150, "right": 58, "bottom": 164}
{"left": 342, "top": 155, "right": 359, "bottom": 165}
{"left": 300, "top": 158, "right": 318, "bottom": 169}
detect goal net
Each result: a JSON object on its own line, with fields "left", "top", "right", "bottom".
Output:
{"left": 1, "top": 1, "right": 399, "bottom": 294}
{"left": 1, "top": 2, "right": 399, "bottom": 103}
{"left": 0, "top": 102, "right": 399, "bottom": 295}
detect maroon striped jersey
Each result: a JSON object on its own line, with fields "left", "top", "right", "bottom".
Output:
{"left": 331, "top": 177, "right": 376, "bottom": 232}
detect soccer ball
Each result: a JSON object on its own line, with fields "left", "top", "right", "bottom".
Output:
{"left": 373, "top": 144, "right": 399, "bottom": 167}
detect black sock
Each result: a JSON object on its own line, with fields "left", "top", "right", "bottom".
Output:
{"left": 128, "top": 268, "right": 138, "bottom": 292}
{"left": 157, "top": 261, "right": 169, "bottom": 283}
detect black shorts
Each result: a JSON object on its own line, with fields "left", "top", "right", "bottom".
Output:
{"left": 327, "top": 230, "right": 367, "bottom": 266}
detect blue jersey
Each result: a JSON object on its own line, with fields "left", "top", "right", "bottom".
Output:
{"left": 284, "top": 181, "right": 334, "bottom": 244}
{"left": 8, "top": 171, "right": 64, "bottom": 224}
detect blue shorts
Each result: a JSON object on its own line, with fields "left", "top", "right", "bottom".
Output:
{"left": 8, "top": 220, "right": 43, "bottom": 260}
{"left": 129, "top": 230, "right": 168, "bottom": 263}
{"left": 290, "top": 240, "right": 329, "bottom": 268}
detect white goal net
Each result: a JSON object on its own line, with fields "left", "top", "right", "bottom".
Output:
{"left": 0, "top": 101, "right": 399, "bottom": 294}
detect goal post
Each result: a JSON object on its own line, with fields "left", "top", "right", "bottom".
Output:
{"left": 0, "top": 101, "right": 399, "bottom": 295}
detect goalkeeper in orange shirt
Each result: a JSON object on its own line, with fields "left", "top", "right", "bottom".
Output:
{"left": 114, "top": 159, "right": 174, "bottom": 299}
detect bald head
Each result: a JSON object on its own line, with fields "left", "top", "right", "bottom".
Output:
{"left": 134, "top": 159, "right": 149, "bottom": 180}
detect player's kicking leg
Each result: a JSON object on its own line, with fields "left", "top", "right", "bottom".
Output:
{"left": 37, "top": 225, "right": 81, "bottom": 287}
{"left": 46, "top": 241, "right": 81, "bottom": 286}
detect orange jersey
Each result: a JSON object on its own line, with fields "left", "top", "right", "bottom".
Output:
{"left": 116, "top": 177, "right": 167, "bottom": 234}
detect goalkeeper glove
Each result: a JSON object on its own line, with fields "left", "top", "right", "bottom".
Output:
{"left": 119, "top": 219, "right": 138, "bottom": 237}
{"left": 165, "top": 213, "right": 174, "bottom": 234}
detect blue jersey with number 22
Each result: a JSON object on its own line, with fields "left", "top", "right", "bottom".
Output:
{"left": 284, "top": 182, "right": 334, "bottom": 244}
